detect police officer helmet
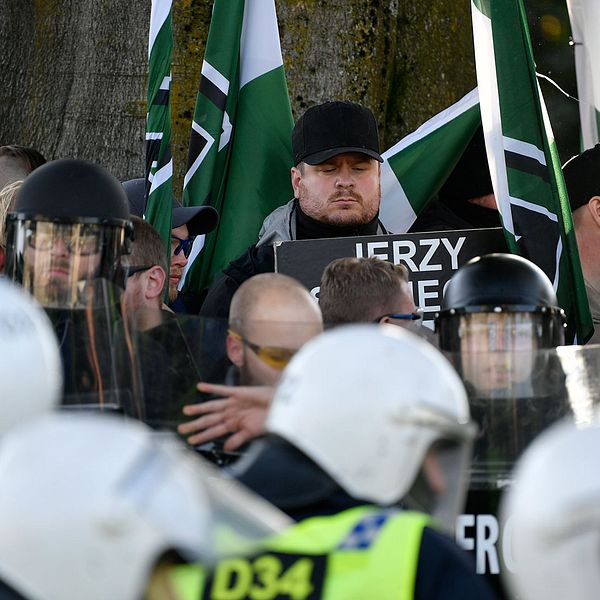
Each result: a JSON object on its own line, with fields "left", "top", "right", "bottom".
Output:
{"left": 436, "top": 253, "right": 566, "bottom": 352}
{"left": 501, "top": 420, "right": 600, "bottom": 600}
{"left": 4, "top": 159, "right": 133, "bottom": 308}
{"left": 0, "top": 279, "right": 61, "bottom": 436}
{"left": 0, "top": 414, "right": 212, "bottom": 600}
{"left": 241, "top": 325, "right": 476, "bottom": 531}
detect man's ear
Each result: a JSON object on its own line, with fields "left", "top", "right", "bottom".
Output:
{"left": 226, "top": 333, "right": 244, "bottom": 368}
{"left": 291, "top": 166, "right": 302, "bottom": 198}
{"left": 144, "top": 266, "right": 166, "bottom": 300}
{"left": 587, "top": 196, "right": 600, "bottom": 228}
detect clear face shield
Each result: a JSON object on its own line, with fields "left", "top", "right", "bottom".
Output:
{"left": 456, "top": 312, "right": 544, "bottom": 399}
{"left": 445, "top": 338, "right": 600, "bottom": 490}
{"left": 5, "top": 218, "right": 127, "bottom": 310}
{"left": 130, "top": 310, "right": 323, "bottom": 466}
{"left": 36, "top": 281, "right": 144, "bottom": 416}
{"left": 402, "top": 410, "right": 476, "bottom": 533}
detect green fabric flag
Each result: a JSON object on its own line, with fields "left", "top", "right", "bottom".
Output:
{"left": 379, "top": 88, "right": 482, "bottom": 233}
{"left": 145, "top": 0, "right": 174, "bottom": 266}
{"left": 181, "top": 0, "right": 294, "bottom": 292}
{"left": 472, "top": 0, "right": 593, "bottom": 342}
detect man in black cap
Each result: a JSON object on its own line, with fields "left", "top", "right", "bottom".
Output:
{"left": 200, "top": 101, "right": 387, "bottom": 319}
{"left": 122, "top": 178, "right": 218, "bottom": 304}
{"left": 562, "top": 145, "right": 600, "bottom": 344}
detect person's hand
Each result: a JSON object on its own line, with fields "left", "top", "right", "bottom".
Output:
{"left": 178, "top": 382, "right": 274, "bottom": 451}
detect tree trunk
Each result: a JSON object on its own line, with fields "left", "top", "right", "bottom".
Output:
{"left": 0, "top": 0, "right": 150, "bottom": 181}
{"left": 0, "top": 0, "right": 475, "bottom": 187}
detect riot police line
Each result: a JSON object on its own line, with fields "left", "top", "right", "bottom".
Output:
{"left": 0, "top": 159, "right": 599, "bottom": 599}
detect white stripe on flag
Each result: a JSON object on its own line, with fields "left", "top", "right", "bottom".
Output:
{"left": 178, "top": 235, "right": 206, "bottom": 291}
{"left": 472, "top": 1, "right": 516, "bottom": 238}
{"left": 382, "top": 88, "right": 480, "bottom": 158}
{"left": 160, "top": 75, "right": 171, "bottom": 90}
{"left": 553, "top": 236, "right": 563, "bottom": 290}
{"left": 240, "top": 0, "right": 283, "bottom": 88}
{"left": 503, "top": 136, "right": 546, "bottom": 166}
{"left": 509, "top": 196, "right": 558, "bottom": 222}
{"left": 148, "top": 159, "right": 173, "bottom": 197}
{"left": 146, "top": 132, "right": 164, "bottom": 140}
{"left": 379, "top": 160, "right": 416, "bottom": 233}
{"left": 201, "top": 60, "right": 230, "bottom": 95}
{"left": 183, "top": 121, "right": 215, "bottom": 189}
{"left": 567, "top": 0, "right": 600, "bottom": 148}
{"left": 218, "top": 111, "right": 232, "bottom": 152}
{"left": 148, "top": 0, "right": 172, "bottom": 58}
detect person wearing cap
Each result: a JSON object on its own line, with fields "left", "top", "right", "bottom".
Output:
{"left": 562, "top": 145, "right": 600, "bottom": 344}
{"left": 122, "top": 178, "right": 219, "bottom": 304}
{"left": 200, "top": 101, "right": 388, "bottom": 320}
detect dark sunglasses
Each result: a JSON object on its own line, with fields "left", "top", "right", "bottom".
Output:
{"left": 170, "top": 235, "right": 196, "bottom": 258}
{"left": 373, "top": 308, "right": 424, "bottom": 323}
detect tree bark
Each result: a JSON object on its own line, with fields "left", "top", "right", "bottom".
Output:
{"left": 0, "top": 0, "right": 149, "bottom": 181}
{"left": 0, "top": 0, "right": 475, "bottom": 187}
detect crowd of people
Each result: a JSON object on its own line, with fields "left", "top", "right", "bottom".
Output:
{"left": 0, "top": 99, "right": 599, "bottom": 599}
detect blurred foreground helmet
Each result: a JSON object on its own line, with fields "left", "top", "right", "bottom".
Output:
{"left": 436, "top": 253, "right": 565, "bottom": 354}
{"left": 0, "top": 279, "right": 61, "bottom": 434}
{"left": 0, "top": 414, "right": 212, "bottom": 600}
{"left": 265, "top": 324, "right": 476, "bottom": 530}
{"left": 501, "top": 420, "right": 600, "bottom": 600}
{"left": 5, "top": 159, "right": 133, "bottom": 309}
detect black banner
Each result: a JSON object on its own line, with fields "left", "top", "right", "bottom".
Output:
{"left": 274, "top": 228, "right": 507, "bottom": 325}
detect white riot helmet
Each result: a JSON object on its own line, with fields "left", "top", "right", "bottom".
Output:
{"left": 500, "top": 420, "right": 600, "bottom": 600}
{"left": 0, "top": 278, "right": 61, "bottom": 434}
{"left": 266, "top": 324, "right": 476, "bottom": 530}
{"left": 0, "top": 414, "right": 212, "bottom": 600}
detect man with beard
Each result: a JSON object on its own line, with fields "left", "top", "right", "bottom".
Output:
{"left": 199, "top": 101, "right": 387, "bottom": 319}
{"left": 122, "top": 178, "right": 219, "bottom": 304}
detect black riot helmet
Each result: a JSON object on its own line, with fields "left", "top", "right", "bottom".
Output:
{"left": 5, "top": 159, "right": 133, "bottom": 309}
{"left": 436, "top": 253, "right": 566, "bottom": 354}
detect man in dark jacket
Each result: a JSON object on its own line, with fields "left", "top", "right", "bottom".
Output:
{"left": 200, "top": 101, "right": 388, "bottom": 319}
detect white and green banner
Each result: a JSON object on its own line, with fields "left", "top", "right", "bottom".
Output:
{"left": 181, "top": 0, "right": 294, "bottom": 292}
{"left": 379, "top": 88, "right": 481, "bottom": 233}
{"left": 472, "top": 0, "right": 593, "bottom": 342}
{"left": 145, "top": 0, "right": 174, "bottom": 263}
{"left": 566, "top": 0, "right": 600, "bottom": 149}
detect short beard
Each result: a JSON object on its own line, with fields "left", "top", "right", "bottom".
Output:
{"left": 298, "top": 182, "right": 380, "bottom": 227}
{"left": 168, "top": 282, "right": 178, "bottom": 303}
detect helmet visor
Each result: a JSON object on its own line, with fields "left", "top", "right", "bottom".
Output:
{"left": 454, "top": 312, "right": 550, "bottom": 396}
{"left": 5, "top": 218, "right": 127, "bottom": 309}
{"left": 444, "top": 345, "right": 600, "bottom": 488}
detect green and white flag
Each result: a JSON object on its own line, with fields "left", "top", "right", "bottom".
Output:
{"left": 145, "top": 0, "right": 174, "bottom": 261}
{"left": 181, "top": 0, "right": 294, "bottom": 292}
{"left": 472, "top": 0, "right": 593, "bottom": 342}
{"left": 379, "top": 88, "right": 481, "bottom": 233}
{"left": 566, "top": 0, "right": 600, "bottom": 149}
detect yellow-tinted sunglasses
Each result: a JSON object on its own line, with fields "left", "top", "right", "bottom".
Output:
{"left": 228, "top": 329, "right": 297, "bottom": 370}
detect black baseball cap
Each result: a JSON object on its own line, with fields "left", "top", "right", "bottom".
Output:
{"left": 292, "top": 101, "right": 383, "bottom": 166}
{"left": 562, "top": 144, "right": 600, "bottom": 212}
{"left": 121, "top": 178, "right": 219, "bottom": 236}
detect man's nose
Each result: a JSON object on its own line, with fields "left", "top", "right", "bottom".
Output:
{"left": 171, "top": 250, "right": 188, "bottom": 268}
{"left": 51, "top": 237, "right": 70, "bottom": 257}
{"left": 335, "top": 165, "right": 355, "bottom": 187}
